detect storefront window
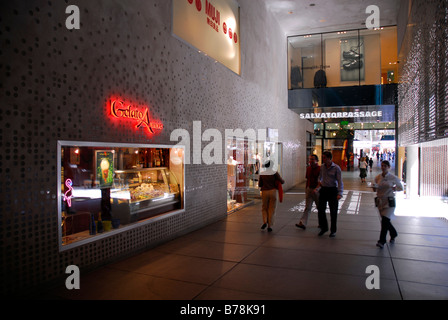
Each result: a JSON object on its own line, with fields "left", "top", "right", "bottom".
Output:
{"left": 288, "top": 26, "right": 397, "bottom": 89}
{"left": 226, "top": 138, "right": 282, "bottom": 213}
{"left": 58, "top": 141, "right": 184, "bottom": 251}
{"left": 323, "top": 30, "right": 362, "bottom": 87}
{"left": 288, "top": 33, "right": 323, "bottom": 89}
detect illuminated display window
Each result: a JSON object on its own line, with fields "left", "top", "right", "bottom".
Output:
{"left": 58, "top": 141, "right": 185, "bottom": 251}
{"left": 287, "top": 26, "right": 398, "bottom": 89}
{"left": 226, "top": 137, "right": 282, "bottom": 213}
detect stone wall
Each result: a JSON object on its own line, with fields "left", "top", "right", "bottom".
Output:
{"left": 0, "top": 0, "right": 309, "bottom": 294}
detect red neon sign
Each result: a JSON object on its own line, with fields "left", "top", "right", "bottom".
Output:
{"left": 109, "top": 99, "right": 163, "bottom": 135}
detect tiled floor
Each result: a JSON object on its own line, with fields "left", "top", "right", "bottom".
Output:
{"left": 44, "top": 162, "right": 448, "bottom": 300}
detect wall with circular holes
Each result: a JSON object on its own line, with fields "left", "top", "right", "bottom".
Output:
{"left": 0, "top": 0, "right": 309, "bottom": 295}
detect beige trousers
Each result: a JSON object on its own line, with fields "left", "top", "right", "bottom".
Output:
{"left": 261, "top": 189, "right": 277, "bottom": 226}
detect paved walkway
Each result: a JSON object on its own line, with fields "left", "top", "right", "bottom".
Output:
{"left": 38, "top": 161, "right": 448, "bottom": 300}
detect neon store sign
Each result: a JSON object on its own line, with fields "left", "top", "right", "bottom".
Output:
{"left": 63, "top": 179, "right": 73, "bottom": 208}
{"left": 109, "top": 99, "right": 163, "bottom": 135}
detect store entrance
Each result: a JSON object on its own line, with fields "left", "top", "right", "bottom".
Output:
{"left": 226, "top": 138, "right": 282, "bottom": 213}
{"left": 311, "top": 105, "right": 397, "bottom": 172}
{"left": 353, "top": 129, "right": 396, "bottom": 165}
{"left": 313, "top": 126, "right": 397, "bottom": 171}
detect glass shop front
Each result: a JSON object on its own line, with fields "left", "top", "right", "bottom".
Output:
{"left": 58, "top": 141, "right": 185, "bottom": 251}
{"left": 226, "top": 137, "right": 282, "bottom": 213}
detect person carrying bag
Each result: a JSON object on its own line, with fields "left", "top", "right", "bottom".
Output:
{"left": 372, "top": 160, "right": 403, "bottom": 248}
{"left": 258, "top": 160, "right": 285, "bottom": 232}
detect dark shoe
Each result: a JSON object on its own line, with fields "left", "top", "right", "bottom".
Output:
{"left": 261, "top": 223, "right": 267, "bottom": 230}
{"left": 376, "top": 241, "right": 385, "bottom": 248}
{"left": 343, "top": 50, "right": 363, "bottom": 60}
{"left": 267, "top": 227, "right": 273, "bottom": 232}
{"left": 343, "top": 59, "right": 363, "bottom": 70}
{"left": 329, "top": 233, "right": 336, "bottom": 238}
{"left": 295, "top": 222, "right": 306, "bottom": 230}
{"left": 318, "top": 228, "right": 328, "bottom": 236}
{"left": 390, "top": 235, "right": 397, "bottom": 243}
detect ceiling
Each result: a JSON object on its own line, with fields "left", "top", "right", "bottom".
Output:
{"left": 263, "top": 0, "right": 400, "bottom": 36}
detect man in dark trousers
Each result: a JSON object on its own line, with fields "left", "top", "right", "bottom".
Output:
{"left": 314, "top": 151, "right": 344, "bottom": 237}
{"left": 296, "top": 154, "right": 320, "bottom": 229}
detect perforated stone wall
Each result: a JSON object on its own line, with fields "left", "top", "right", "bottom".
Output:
{"left": 0, "top": 0, "right": 309, "bottom": 295}
{"left": 397, "top": 0, "right": 448, "bottom": 198}
{"left": 398, "top": 0, "right": 448, "bottom": 145}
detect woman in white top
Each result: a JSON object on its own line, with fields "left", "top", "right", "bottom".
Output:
{"left": 373, "top": 160, "right": 403, "bottom": 248}
{"left": 359, "top": 157, "right": 368, "bottom": 183}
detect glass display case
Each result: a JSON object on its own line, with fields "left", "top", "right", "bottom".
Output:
{"left": 112, "top": 167, "right": 180, "bottom": 223}
{"left": 58, "top": 141, "right": 185, "bottom": 251}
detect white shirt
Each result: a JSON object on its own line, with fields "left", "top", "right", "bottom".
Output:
{"left": 374, "top": 172, "right": 403, "bottom": 198}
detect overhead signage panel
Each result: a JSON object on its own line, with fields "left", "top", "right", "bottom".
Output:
{"left": 299, "top": 110, "right": 383, "bottom": 120}
{"left": 298, "top": 105, "right": 395, "bottom": 123}
{"left": 173, "top": 0, "right": 241, "bottom": 75}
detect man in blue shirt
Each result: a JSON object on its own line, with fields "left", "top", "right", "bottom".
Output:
{"left": 314, "top": 151, "right": 344, "bottom": 237}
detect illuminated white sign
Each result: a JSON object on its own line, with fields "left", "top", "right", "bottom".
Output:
{"left": 173, "top": 0, "right": 241, "bottom": 74}
{"left": 300, "top": 110, "right": 383, "bottom": 119}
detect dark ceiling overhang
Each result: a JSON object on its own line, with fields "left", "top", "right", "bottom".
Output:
{"left": 289, "top": 84, "right": 397, "bottom": 108}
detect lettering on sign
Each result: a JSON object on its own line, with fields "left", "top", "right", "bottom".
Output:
{"left": 299, "top": 111, "right": 383, "bottom": 119}
{"left": 206, "top": 0, "right": 220, "bottom": 32}
{"left": 110, "top": 99, "right": 163, "bottom": 135}
{"left": 186, "top": 0, "right": 238, "bottom": 43}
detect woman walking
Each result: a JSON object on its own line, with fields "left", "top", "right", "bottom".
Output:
{"left": 373, "top": 160, "right": 403, "bottom": 248}
{"left": 258, "top": 160, "right": 285, "bottom": 232}
{"left": 359, "top": 157, "right": 368, "bottom": 183}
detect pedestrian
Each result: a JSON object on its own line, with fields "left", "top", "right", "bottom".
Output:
{"left": 369, "top": 158, "right": 373, "bottom": 172}
{"left": 372, "top": 160, "right": 403, "bottom": 248}
{"left": 314, "top": 151, "right": 344, "bottom": 237}
{"left": 359, "top": 157, "right": 368, "bottom": 183}
{"left": 258, "top": 160, "right": 285, "bottom": 232}
{"left": 296, "top": 154, "right": 320, "bottom": 230}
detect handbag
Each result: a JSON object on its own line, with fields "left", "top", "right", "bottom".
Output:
{"left": 275, "top": 180, "right": 283, "bottom": 203}
{"left": 388, "top": 197, "right": 396, "bottom": 207}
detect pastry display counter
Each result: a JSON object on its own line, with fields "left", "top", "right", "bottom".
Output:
{"left": 58, "top": 141, "right": 185, "bottom": 251}
{"left": 112, "top": 167, "right": 181, "bottom": 223}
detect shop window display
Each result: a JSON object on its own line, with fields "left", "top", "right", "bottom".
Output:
{"left": 226, "top": 138, "right": 282, "bottom": 213}
{"left": 58, "top": 141, "right": 184, "bottom": 250}
{"left": 287, "top": 26, "right": 398, "bottom": 89}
